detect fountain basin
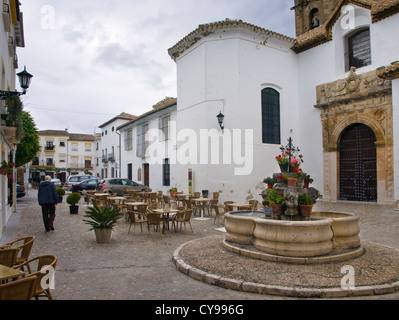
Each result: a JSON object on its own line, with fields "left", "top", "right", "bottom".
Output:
{"left": 225, "top": 210, "right": 361, "bottom": 259}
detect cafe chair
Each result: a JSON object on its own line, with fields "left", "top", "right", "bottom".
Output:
{"left": 146, "top": 213, "right": 163, "bottom": 237}
{"left": 213, "top": 204, "right": 227, "bottom": 226}
{"left": 14, "top": 255, "right": 58, "bottom": 300}
{"left": 224, "top": 201, "right": 234, "bottom": 212}
{"left": 127, "top": 211, "right": 147, "bottom": 236}
{"left": 175, "top": 209, "right": 194, "bottom": 233}
{"left": 162, "top": 195, "right": 176, "bottom": 208}
{"left": 0, "top": 248, "right": 19, "bottom": 268}
{"left": 0, "top": 276, "right": 38, "bottom": 300}
{"left": 3, "top": 236, "right": 35, "bottom": 270}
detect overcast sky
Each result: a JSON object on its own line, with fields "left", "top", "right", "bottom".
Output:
{"left": 17, "top": 0, "right": 295, "bottom": 134}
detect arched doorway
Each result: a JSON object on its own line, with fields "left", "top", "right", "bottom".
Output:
{"left": 339, "top": 123, "right": 377, "bottom": 202}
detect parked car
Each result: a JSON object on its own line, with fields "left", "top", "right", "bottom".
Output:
{"left": 97, "top": 178, "right": 149, "bottom": 195}
{"left": 17, "top": 184, "right": 26, "bottom": 198}
{"left": 64, "top": 175, "right": 97, "bottom": 191}
{"left": 71, "top": 178, "right": 103, "bottom": 193}
{"left": 51, "top": 178, "right": 62, "bottom": 188}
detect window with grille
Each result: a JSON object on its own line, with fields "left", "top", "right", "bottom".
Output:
{"left": 160, "top": 115, "right": 170, "bottom": 141}
{"left": 124, "top": 129, "right": 133, "bottom": 150}
{"left": 261, "top": 88, "right": 281, "bottom": 145}
{"left": 136, "top": 124, "right": 149, "bottom": 158}
{"left": 347, "top": 28, "right": 371, "bottom": 70}
{"left": 163, "top": 158, "right": 170, "bottom": 186}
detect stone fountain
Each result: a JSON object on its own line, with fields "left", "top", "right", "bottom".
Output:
{"left": 224, "top": 137, "right": 363, "bottom": 263}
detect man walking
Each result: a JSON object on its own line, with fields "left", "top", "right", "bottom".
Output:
{"left": 38, "top": 175, "right": 59, "bottom": 232}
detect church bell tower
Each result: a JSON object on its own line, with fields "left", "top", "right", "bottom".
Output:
{"left": 292, "top": 0, "right": 341, "bottom": 36}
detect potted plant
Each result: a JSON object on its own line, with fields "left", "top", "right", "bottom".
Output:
{"left": 169, "top": 187, "right": 177, "bottom": 198}
{"left": 263, "top": 177, "right": 276, "bottom": 188}
{"left": 275, "top": 152, "right": 289, "bottom": 172}
{"left": 261, "top": 201, "right": 273, "bottom": 217}
{"left": 298, "top": 192, "right": 315, "bottom": 217}
{"left": 303, "top": 174, "right": 314, "bottom": 188}
{"left": 264, "top": 189, "right": 285, "bottom": 216}
{"left": 66, "top": 192, "right": 81, "bottom": 214}
{"left": 1, "top": 161, "right": 13, "bottom": 176}
{"left": 56, "top": 187, "right": 65, "bottom": 203}
{"left": 83, "top": 206, "right": 122, "bottom": 243}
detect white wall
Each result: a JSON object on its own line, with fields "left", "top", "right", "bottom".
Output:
{"left": 175, "top": 27, "right": 299, "bottom": 203}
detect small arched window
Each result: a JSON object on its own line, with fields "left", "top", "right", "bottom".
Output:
{"left": 347, "top": 28, "right": 371, "bottom": 70}
{"left": 261, "top": 88, "right": 280, "bottom": 145}
{"left": 310, "top": 8, "right": 320, "bottom": 29}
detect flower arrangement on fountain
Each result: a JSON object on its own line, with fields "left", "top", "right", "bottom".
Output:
{"left": 263, "top": 189, "right": 285, "bottom": 215}
{"left": 275, "top": 150, "right": 303, "bottom": 172}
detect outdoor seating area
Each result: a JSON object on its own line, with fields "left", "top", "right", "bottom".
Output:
{"left": 0, "top": 236, "right": 57, "bottom": 300}
{"left": 84, "top": 189, "right": 259, "bottom": 236}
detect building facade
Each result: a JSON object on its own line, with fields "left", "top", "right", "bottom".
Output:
{"left": 118, "top": 98, "right": 177, "bottom": 193}
{"left": 98, "top": 112, "right": 136, "bottom": 179}
{"left": 29, "top": 130, "right": 96, "bottom": 184}
{"left": 1, "top": 0, "right": 26, "bottom": 239}
{"left": 163, "top": 0, "right": 399, "bottom": 204}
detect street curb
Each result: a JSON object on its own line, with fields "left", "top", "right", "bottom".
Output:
{"left": 172, "top": 238, "right": 399, "bottom": 298}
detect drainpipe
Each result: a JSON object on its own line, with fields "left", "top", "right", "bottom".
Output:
{"left": 116, "top": 129, "right": 121, "bottom": 178}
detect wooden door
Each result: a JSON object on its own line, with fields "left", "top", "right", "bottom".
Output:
{"left": 339, "top": 123, "right": 377, "bottom": 202}
{"left": 143, "top": 163, "right": 149, "bottom": 187}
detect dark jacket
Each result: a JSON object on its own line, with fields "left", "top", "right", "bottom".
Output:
{"left": 38, "top": 181, "right": 59, "bottom": 205}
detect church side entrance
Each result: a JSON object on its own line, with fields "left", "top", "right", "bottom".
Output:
{"left": 339, "top": 123, "right": 377, "bottom": 202}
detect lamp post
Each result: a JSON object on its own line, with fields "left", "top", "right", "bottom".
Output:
{"left": 216, "top": 111, "right": 225, "bottom": 131}
{"left": 0, "top": 66, "right": 33, "bottom": 100}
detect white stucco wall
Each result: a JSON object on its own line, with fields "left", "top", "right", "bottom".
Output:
{"left": 174, "top": 27, "right": 299, "bottom": 203}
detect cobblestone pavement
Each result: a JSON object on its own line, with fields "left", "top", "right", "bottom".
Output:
{"left": 2, "top": 188, "right": 399, "bottom": 300}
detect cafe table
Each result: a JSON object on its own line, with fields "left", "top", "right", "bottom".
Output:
{"left": 0, "top": 264, "right": 25, "bottom": 282}
{"left": 191, "top": 198, "right": 211, "bottom": 220}
{"left": 151, "top": 208, "right": 179, "bottom": 233}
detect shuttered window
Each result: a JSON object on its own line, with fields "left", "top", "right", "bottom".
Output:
{"left": 261, "top": 88, "right": 281, "bottom": 145}
{"left": 348, "top": 28, "right": 371, "bottom": 70}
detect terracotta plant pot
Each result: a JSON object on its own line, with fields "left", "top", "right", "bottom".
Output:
{"left": 299, "top": 204, "right": 313, "bottom": 217}
{"left": 270, "top": 204, "right": 283, "bottom": 216}
{"left": 303, "top": 180, "right": 310, "bottom": 188}
{"left": 0, "top": 167, "right": 7, "bottom": 175}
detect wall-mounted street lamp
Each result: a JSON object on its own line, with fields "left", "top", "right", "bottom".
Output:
{"left": 217, "top": 111, "right": 225, "bottom": 131}
{"left": 0, "top": 66, "right": 33, "bottom": 100}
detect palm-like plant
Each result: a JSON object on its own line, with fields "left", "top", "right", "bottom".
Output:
{"left": 83, "top": 206, "right": 122, "bottom": 230}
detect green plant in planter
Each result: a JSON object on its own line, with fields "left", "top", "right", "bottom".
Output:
{"left": 264, "top": 189, "right": 285, "bottom": 205}
{"left": 83, "top": 206, "right": 123, "bottom": 243}
{"left": 56, "top": 187, "right": 65, "bottom": 196}
{"left": 169, "top": 187, "right": 178, "bottom": 197}
{"left": 66, "top": 192, "right": 81, "bottom": 214}
{"left": 56, "top": 187, "right": 65, "bottom": 202}
{"left": 263, "top": 177, "right": 276, "bottom": 187}
{"left": 298, "top": 192, "right": 315, "bottom": 205}
{"left": 66, "top": 192, "right": 81, "bottom": 205}
{"left": 83, "top": 206, "right": 122, "bottom": 231}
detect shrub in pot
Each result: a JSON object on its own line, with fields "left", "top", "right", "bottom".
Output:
{"left": 67, "top": 192, "right": 81, "bottom": 214}
{"left": 83, "top": 206, "right": 122, "bottom": 243}
{"left": 298, "top": 192, "right": 315, "bottom": 217}
{"left": 56, "top": 187, "right": 65, "bottom": 203}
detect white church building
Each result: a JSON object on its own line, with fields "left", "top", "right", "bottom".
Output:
{"left": 119, "top": 0, "right": 399, "bottom": 204}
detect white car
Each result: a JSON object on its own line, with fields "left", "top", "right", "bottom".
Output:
{"left": 51, "top": 178, "right": 62, "bottom": 188}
